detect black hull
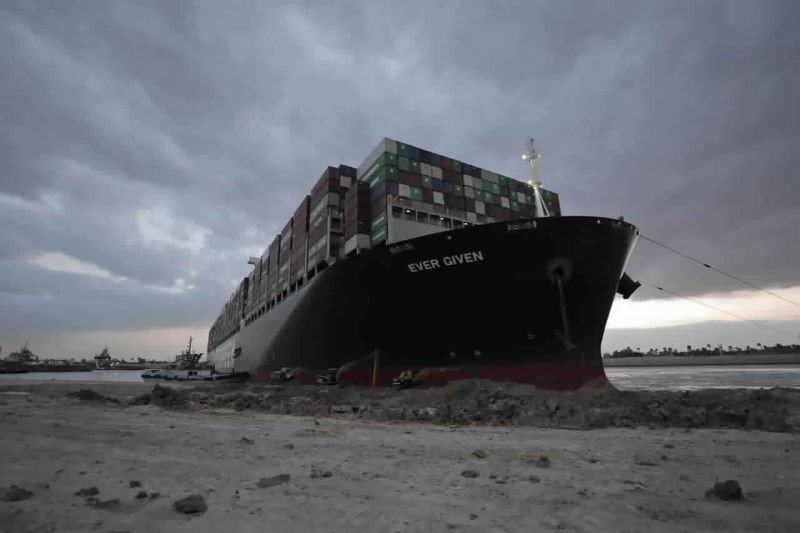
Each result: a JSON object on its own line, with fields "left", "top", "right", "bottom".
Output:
{"left": 222, "top": 216, "right": 638, "bottom": 389}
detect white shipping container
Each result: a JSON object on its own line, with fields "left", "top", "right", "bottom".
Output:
{"left": 398, "top": 183, "right": 411, "bottom": 198}
{"left": 340, "top": 176, "right": 352, "bottom": 189}
{"left": 475, "top": 201, "right": 485, "bottom": 215}
{"left": 357, "top": 138, "right": 397, "bottom": 178}
{"left": 481, "top": 169, "right": 499, "bottom": 183}
{"left": 431, "top": 166, "right": 443, "bottom": 180}
{"left": 466, "top": 211, "right": 478, "bottom": 223}
{"left": 517, "top": 191, "right": 527, "bottom": 203}
{"left": 420, "top": 162, "right": 432, "bottom": 176}
{"left": 433, "top": 191, "right": 444, "bottom": 205}
{"left": 501, "top": 196, "right": 510, "bottom": 208}
{"left": 462, "top": 174, "right": 473, "bottom": 188}
{"left": 464, "top": 186, "right": 474, "bottom": 199}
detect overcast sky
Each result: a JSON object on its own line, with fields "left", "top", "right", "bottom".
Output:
{"left": 1, "top": 0, "right": 799, "bottom": 359}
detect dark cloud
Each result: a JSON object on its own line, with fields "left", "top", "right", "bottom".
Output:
{"left": 1, "top": 0, "right": 799, "bottom": 355}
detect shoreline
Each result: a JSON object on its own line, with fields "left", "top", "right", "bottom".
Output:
{"left": 603, "top": 352, "right": 800, "bottom": 367}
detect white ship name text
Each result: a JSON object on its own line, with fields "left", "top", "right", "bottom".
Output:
{"left": 407, "top": 251, "right": 484, "bottom": 273}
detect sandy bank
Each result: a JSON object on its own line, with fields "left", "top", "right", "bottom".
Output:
{"left": 1, "top": 383, "right": 800, "bottom": 532}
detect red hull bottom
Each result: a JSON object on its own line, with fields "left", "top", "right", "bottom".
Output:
{"left": 252, "top": 360, "right": 610, "bottom": 391}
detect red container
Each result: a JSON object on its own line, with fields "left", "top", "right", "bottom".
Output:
{"left": 311, "top": 167, "right": 341, "bottom": 200}
{"left": 443, "top": 169, "right": 463, "bottom": 185}
{"left": 338, "top": 164, "right": 357, "bottom": 178}
{"left": 370, "top": 195, "right": 387, "bottom": 217}
{"left": 421, "top": 189, "right": 433, "bottom": 203}
{"left": 397, "top": 170, "right": 423, "bottom": 188}
{"left": 419, "top": 149, "right": 431, "bottom": 163}
{"left": 470, "top": 165, "right": 482, "bottom": 178}
{"left": 439, "top": 155, "right": 451, "bottom": 169}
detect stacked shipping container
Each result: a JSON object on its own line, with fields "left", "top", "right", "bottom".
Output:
{"left": 343, "top": 181, "right": 370, "bottom": 254}
{"left": 208, "top": 138, "right": 561, "bottom": 354}
{"left": 355, "top": 138, "right": 557, "bottom": 248}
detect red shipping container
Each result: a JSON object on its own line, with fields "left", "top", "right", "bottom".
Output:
{"left": 338, "top": 164, "right": 357, "bottom": 178}
{"left": 442, "top": 169, "right": 463, "bottom": 185}
{"left": 311, "top": 167, "right": 340, "bottom": 200}
{"left": 370, "top": 196, "right": 387, "bottom": 217}
{"left": 397, "top": 170, "right": 423, "bottom": 188}
{"left": 439, "top": 155, "right": 451, "bottom": 169}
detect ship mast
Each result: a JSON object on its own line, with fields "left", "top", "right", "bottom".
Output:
{"left": 522, "top": 137, "right": 549, "bottom": 218}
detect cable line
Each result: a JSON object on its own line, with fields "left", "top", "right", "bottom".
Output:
{"left": 639, "top": 281, "right": 799, "bottom": 340}
{"left": 638, "top": 234, "right": 800, "bottom": 309}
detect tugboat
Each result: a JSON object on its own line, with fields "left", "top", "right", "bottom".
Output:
{"left": 93, "top": 346, "right": 112, "bottom": 369}
{"left": 141, "top": 337, "right": 210, "bottom": 381}
{"left": 0, "top": 344, "right": 31, "bottom": 374}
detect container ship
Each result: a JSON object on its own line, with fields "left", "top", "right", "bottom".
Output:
{"left": 206, "top": 138, "right": 640, "bottom": 389}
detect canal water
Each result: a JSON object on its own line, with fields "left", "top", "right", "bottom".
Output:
{"left": 2, "top": 366, "right": 800, "bottom": 390}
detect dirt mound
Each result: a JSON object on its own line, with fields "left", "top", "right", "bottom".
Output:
{"left": 66, "top": 389, "right": 120, "bottom": 404}
{"left": 125, "top": 385, "right": 188, "bottom": 408}
{"left": 132, "top": 380, "right": 799, "bottom": 432}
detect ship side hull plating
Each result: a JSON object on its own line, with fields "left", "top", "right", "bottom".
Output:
{"left": 213, "top": 216, "right": 638, "bottom": 389}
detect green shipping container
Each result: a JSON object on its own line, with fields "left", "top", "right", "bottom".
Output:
{"left": 409, "top": 160, "right": 421, "bottom": 174}
{"left": 369, "top": 165, "right": 397, "bottom": 188}
{"left": 422, "top": 175, "right": 432, "bottom": 188}
{"left": 397, "top": 142, "right": 412, "bottom": 158}
{"left": 490, "top": 182, "right": 501, "bottom": 194}
{"left": 398, "top": 156, "right": 411, "bottom": 172}
{"left": 410, "top": 187, "right": 423, "bottom": 200}
{"left": 451, "top": 159, "right": 462, "bottom": 173}
{"left": 371, "top": 212, "right": 387, "bottom": 230}
{"left": 510, "top": 200, "right": 519, "bottom": 211}
{"left": 362, "top": 154, "right": 397, "bottom": 185}
{"left": 452, "top": 185, "right": 463, "bottom": 196}
{"left": 371, "top": 224, "right": 387, "bottom": 243}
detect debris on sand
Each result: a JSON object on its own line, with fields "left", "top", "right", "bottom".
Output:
{"left": 129, "top": 393, "right": 151, "bottom": 406}
{"left": 129, "top": 481, "right": 141, "bottom": 488}
{"left": 89, "top": 498, "right": 120, "bottom": 510}
{"left": 257, "top": 474, "right": 290, "bottom": 488}
{"left": 532, "top": 455, "right": 551, "bottom": 468}
{"left": 75, "top": 487, "right": 99, "bottom": 497}
{"left": 461, "top": 469, "right": 479, "bottom": 478}
{"left": 149, "top": 385, "right": 188, "bottom": 409}
{"left": 310, "top": 467, "right": 333, "bottom": 479}
{"left": 472, "top": 449, "right": 488, "bottom": 459}
{"left": 66, "top": 390, "right": 120, "bottom": 404}
{"left": 2, "top": 486, "right": 33, "bottom": 502}
{"left": 706, "top": 480, "right": 743, "bottom": 501}
{"left": 135, "top": 491, "right": 148, "bottom": 499}
{"left": 240, "top": 436, "right": 255, "bottom": 445}
{"left": 173, "top": 494, "right": 207, "bottom": 514}
{"left": 77, "top": 380, "right": 800, "bottom": 432}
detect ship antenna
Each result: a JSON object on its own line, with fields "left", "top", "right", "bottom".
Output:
{"left": 522, "top": 137, "right": 549, "bottom": 218}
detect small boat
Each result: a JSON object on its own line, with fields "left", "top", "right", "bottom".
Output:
{"left": 140, "top": 337, "right": 212, "bottom": 381}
